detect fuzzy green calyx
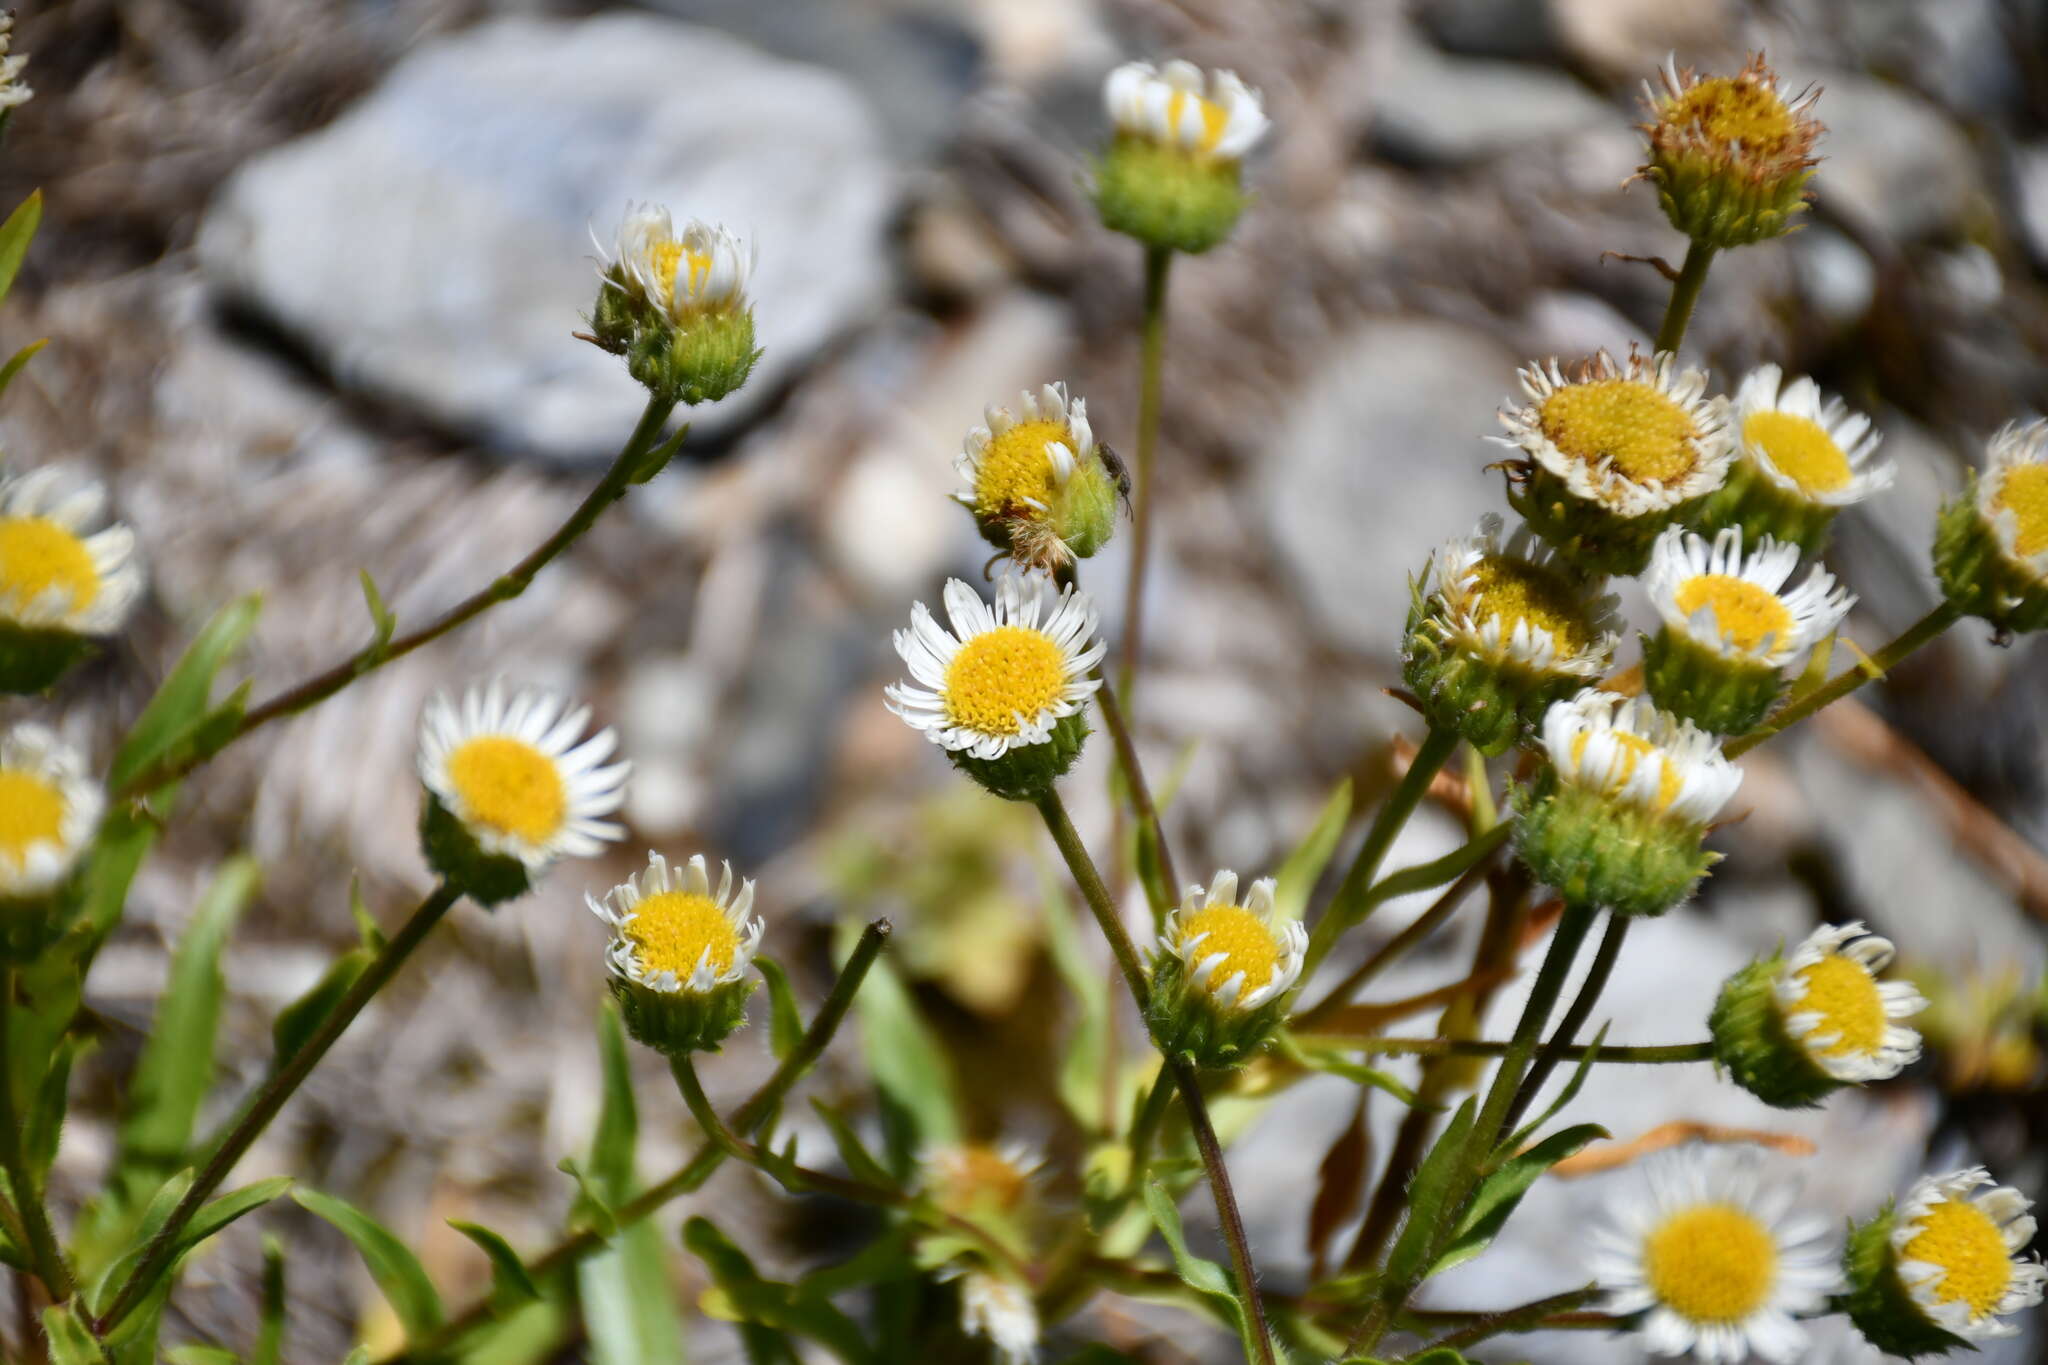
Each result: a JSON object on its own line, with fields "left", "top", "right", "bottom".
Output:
{"left": 1640, "top": 57, "right": 1821, "bottom": 250}
{"left": 419, "top": 794, "right": 532, "bottom": 907}
{"left": 1402, "top": 595, "right": 1586, "bottom": 756}
{"left": 949, "top": 711, "right": 1090, "bottom": 802}
{"left": 1143, "top": 949, "right": 1287, "bottom": 1071}
{"left": 591, "top": 269, "right": 761, "bottom": 407}
{"left": 0, "top": 623, "right": 97, "bottom": 695}
{"left": 1641, "top": 628, "right": 1787, "bottom": 735}
{"left": 1686, "top": 456, "right": 1841, "bottom": 558}
{"left": 1936, "top": 481, "right": 2048, "bottom": 635}
{"left": 1507, "top": 464, "right": 1688, "bottom": 577}
{"left": 1709, "top": 958, "right": 1842, "bottom": 1109}
{"left": 1094, "top": 138, "right": 1248, "bottom": 256}
{"left": 612, "top": 974, "right": 754, "bottom": 1057}
{"left": 1512, "top": 773, "right": 1717, "bottom": 918}
{"left": 1843, "top": 1205, "right": 1974, "bottom": 1359}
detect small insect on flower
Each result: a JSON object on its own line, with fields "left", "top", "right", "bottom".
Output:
{"left": 0, "top": 724, "right": 102, "bottom": 959}
{"left": 592, "top": 852, "right": 762, "bottom": 1056}
{"left": 1591, "top": 1145, "right": 1840, "bottom": 1363}
{"left": 1639, "top": 53, "right": 1823, "bottom": 250}
{"left": 0, "top": 467, "right": 145, "bottom": 693}
{"left": 1095, "top": 59, "right": 1269, "bottom": 254}
{"left": 590, "top": 204, "right": 758, "bottom": 405}
{"left": 1148, "top": 871, "right": 1304, "bottom": 1069}
{"left": 1711, "top": 922, "right": 1926, "bottom": 1109}
{"left": 1937, "top": 419, "right": 2048, "bottom": 635}
{"left": 1405, "top": 514, "right": 1623, "bottom": 754}
{"left": 885, "top": 572, "right": 1104, "bottom": 800}
{"left": 1693, "top": 364, "right": 1890, "bottom": 555}
{"left": 1845, "top": 1168, "right": 2047, "bottom": 1357}
{"left": 416, "top": 680, "right": 629, "bottom": 904}
{"left": 955, "top": 384, "right": 1121, "bottom": 572}
{"left": 1496, "top": 349, "right": 1731, "bottom": 576}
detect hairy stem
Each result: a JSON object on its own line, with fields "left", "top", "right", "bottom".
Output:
{"left": 95, "top": 884, "right": 464, "bottom": 1334}
{"left": 1304, "top": 1035, "right": 1710, "bottom": 1064}
{"left": 1034, "top": 789, "right": 1150, "bottom": 1010}
{"left": 1125, "top": 1066, "right": 1177, "bottom": 1191}
{"left": 1094, "top": 671, "right": 1178, "bottom": 915}
{"left": 1115, "top": 245, "right": 1172, "bottom": 711}
{"left": 0, "top": 971, "right": 74, "bottom": 1303}
{"left": 1654, "top": 239, "right": 1716, "bottom": 354}
{"left": 1293, "top": 854, "right": 1494, "bottom": 1031}
{"left": 1724, "top": 600, "right": 1962, "bottom": 759}
{"left": 1506, "top": 914, "right": 1631, "bottom": 1131}
{"left": 114, "top": 394, "right": 679, "bottom": 799}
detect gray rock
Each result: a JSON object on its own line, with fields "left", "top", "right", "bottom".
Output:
{"left": 1262, "top": 318, "right": 1521, "bottom": 656}
{"left": 199, "top": 15, "right": 898, "bottom": 464}
{"left": 1801, "top": 71, "right": 1981, "bottom": 243}
{"left": 1419, "top": 0, "right": 1560, "bottom": 61}
{"left": 2012, "top": 142, "right": 2048, "bottom": 274}
{"left": 1369, "top": 39, "right": 1617, "bottom": 166}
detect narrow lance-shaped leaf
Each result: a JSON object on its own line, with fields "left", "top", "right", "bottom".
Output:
{"left": 449, "top": 1220, "right": 539, "bottom": 1304}
{"left": 292, "top": 1188, "right": 445, "bottom": 1338}
{"left": 1431, "top": 1123, "right": 1607, "bottom": 1277}
{"left": 1381, "top": 1097, "right": 1477, "bottom": 1287}
{"left": 756, "top": 958, "right": 804, "bottom": 1061}
{"left": 1141, "top": 1179, "right": 1250, "bottom": 1349}
{"left": 1274, "top": 778, "right": 1353, "bottom": 923}
{"left": 110, "top": 594, "right": 262, "bottom": 792}
{"left": 0, "top": 191, "right": 41, "bottom": 305}
{"left": 844, "top": 926, "right": 960, "bottom": 1147}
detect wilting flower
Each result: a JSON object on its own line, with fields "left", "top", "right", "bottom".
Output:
{"left": 590, "top": 204, "right": 758, "bottom": 405}
{"left": 1639, "top": 53, "right": 1822, "bottom": 249}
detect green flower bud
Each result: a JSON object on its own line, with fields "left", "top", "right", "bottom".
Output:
{"left": 1639, "top": 54, "right": 1822, "bottom": 250}
{"left": 1095, "top": 59, "right": 1269, "bottom": 255}
{"left": 592, "top": 852, "right": 761, "bottom": 1057}
{"left": 1145, "top": 872, "right": 1303, "bottom": 1070}
{"left": 1935, "top": 421, "right": 2048, "bottom": 636}
{"left": 593, "top": 205, "right": 760, "bottom": 405}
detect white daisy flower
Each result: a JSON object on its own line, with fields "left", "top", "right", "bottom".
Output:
{"left": 1540, "top": 690, "right": 1742, "bottom": 828}
{"left": 0, "top": 14, "right": 29, "bottom": 112}
{"left": 1591, "top": 1146, "right": 1840, "bottom": 1363}
{"left": 1771, "top": 922, "right": 1925, "bottom": 1084}
{"left": 1158, "top": 871, "right": 1305, "bottom": 1012}
{"left": 953, "top": 382, "right": 1099, "bottom": 522}
{"left": 606, "top": 204, "right": 751, "bottom": 322}
{"left": 1979, "top": 419, "right": 2048, "bottom": 579}
{"left": 1644, "top": 526, "right": 1854, "bottom": 670}
{"left": 1421, "top": 514, "right": 1622, "bottom": 679}
{"left": 1730, "top": 365, "right": 1891, "bottom": 508}
{"left": 417, "top": 680, "right": 629, "bottom": 873}
{"left": 590, "top": 852, "right": 761, "bottom": 995}
{"left": 0, "top": 467, "right": 144, "bottom": 636}
{"left": 947, "top": 1267, "right": 1039, "bottom": 1365}
{"left": 1891, "top": 1168, "right": 2046, "bottom": 1341}
{"left": 884, "top": 572, "right": 1105, "bottom": 762}
{"left": 1104, "top": 59, "right": 1268, "bottom": 161}
{"left": 0, "top": 724, "right": 101, "bottom": 898}
{"left": 1498, "top": 350, "right": 1731, "bottom": 518}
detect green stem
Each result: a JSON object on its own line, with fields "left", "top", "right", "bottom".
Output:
{"left": 1125, "top": 1066, "right": 1177, "bottom": 1191}
{"left": 1093, "top": 670, "right": 1177, "bottom": 916}
{"left": 114, "top": 395, "right": 679, "bottom": 800}
{"left": 1034, "top": 789, "right": 1150, "bottom": 1010}
{"left": 1506, "top": 914, "right": 1631, "bottom": 1131}
{"left": 1410, "top": 1287, "right": 1607, "bottom": 1350}
{"left": 381, "top": 920, "right": 890, "bottom": 1363}
{"left": 94, "top": 884, "right": 464, "bottom": 1335}
{"left": 1293, "top": 854, "right": 1494, "bottom": 1031}
{"left": 1654, "top": 240, "right": 1716, "bottom": 354}
{"left": 1724, "top": 600, "right": 1962, "bottom": 759}
{"left": 1306, "top": 1035, "right": 1709, "bottom": 1064}
{"left": 1306, "top": 727, "right": 1461, "bottom": 978}
{"left": 1115, "top": 245, "right": 1172, "bottom": 711}
{"left": 0, "top": 971, "right": 74, "bottom": 1303}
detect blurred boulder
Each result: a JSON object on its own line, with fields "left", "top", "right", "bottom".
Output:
{"left": 1804, "top": 72, "right": 1982, "bottom": 243}
{"left": 1368, "top": 38, "right": 1617, "bottom": 166}
{"left": 199, "top": 14, "right": 898, "bottom": 464}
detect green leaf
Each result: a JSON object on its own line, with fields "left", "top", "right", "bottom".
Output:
{"left": 0, "top": 191, "right": 41, "bottom": 306}
{"left": 255, "top": 1235, "right": 286, "bottom": 1365}
{"left": 1356, "top": 823, "right": 1512, "bottom": 919}
{"left": 1275, "top": 779, "right": 1353, "bottom": 922}
{"left": 292, "top": 1188, "right": 444, "bottom": 1338}
{"left": 87, "top": 1168, "right": 194, "bottom": 1315}
{"left": 809, "top": 1099, "right": 894, "bottom": 1191}
{"left": 1276, "top": 1033, "right": 1423, "bottom": 1107}
{"left": 0, "top": 337, "right": 46, "bottom": 401}
{"left": 684, "top": 1217, "right": 875, "bottom": 1365}
{"left": 1038, "top": 861, "right": 1110, "bottom": 1134}
{"left": 181, "top": 1176, "right": 293, "bottom": 1254}
{"left": 358, "top": 570, "right": 396, "bottom": 652}
{"left": 588, "top": 1001, "right": 638, "bottom": 1205}
{"left": 756, "top": 958, "right": 804, "bottom": 1061}
{"left": 556, "top": 1157, "right": 618, "bottom": 1239}
{"left": 795, "top": 1225, "right": 914, "bottom": 1299}
{"left": 451, "top": 1219, "right": 540, "bottom": 1303}
{"left": 579, "top": 1216, "right": 686, "bottom": 1365}
{"left": 1431, "top": 1123, "right": 1607, "bottom": 1277}
{"left": 27, "top": 1031, "right": 91, "bottom": 1181}
{"left": 270, "top": 944, "right": 373, "bottom": 1065}
{"left": 111, "top": 857, "right": 261, "bottom": 1212}
{"left": 111, "top": 595, "right": 262, "bottom": 792}
{"left": 1382, "top": 1097, "right": 1476, "bottom": 1287}
{"left": 41, "top": 1303, "right": 106, "bottom": 1365}
{"left": 848, "top": 948, "right": 959, "bottom": 1147}
{"left": 1140, "top": 1180, "right": 1254, "bottom": 1351}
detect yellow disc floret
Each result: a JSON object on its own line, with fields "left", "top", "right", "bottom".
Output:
{"left": 1744, "top": 410, "right": 1852, "bottom": 495}
{"left": 648, "top": 238, "right": 713, "bottom": 310}
{"left": 972, "top": 420, "right": 1070, "bottom": 519}
{"left": 1903, "top": 1199, "right": 2016, "bottom": 1320}
{"left": 943, "top": 626, "right": 1066, "bottom": 736}
{"left": 1663, "top": 76, "right": 1799, "bottom": 157}
{"left": 1792, "top": 954, "right": 1885, "bottom": 1058}
{"left": 1994, "top": 464, "right": 2048, "bottom": 559}
{"left": 1674, "top": 574, "right": 1796, "bottom": 654}
{"left": 1541, "top": 380, "right": 1700, "bottom": 485}
{"left": 1570, "top": 728, "right": 1683, "bottom": 812}
{"left": 0, "top": 770, "right": 65, "bottom": 870}
{"left": 0, "top": 517, "right": 100, "bottom": 614}
{"left": 1165, "top": 88, "right": 1231, "bottom": 155}
{"left": 1644, "top": 1204, "right": 1780, "bottom": 1324}
{"left": 623, "top": 890, "right": 740, "bottom": 980}
{"left": 446, "top": 736, "right": 568, "bottom": 843}
{"left": 1466, "top": 556, "right": 1592, "bottom": 653}
{"left": 1177, "top": 905, "right": 1280, "bottom": 996}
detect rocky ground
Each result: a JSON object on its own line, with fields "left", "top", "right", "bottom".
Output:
{"left": 6, "top": 0, "right": 2048, "bottom": 1359}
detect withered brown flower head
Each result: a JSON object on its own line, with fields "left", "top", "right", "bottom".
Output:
{"left": 1639, "top": 53, "right": 1823, "bottom": 250}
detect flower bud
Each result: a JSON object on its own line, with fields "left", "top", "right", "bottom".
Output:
{"left": 953, "top": 384, "right": 1119, "bottom": 573}
{"left": 1145, "top": 872, "right": 1303, "bottom": 1069}
{"left": 0, "top": 467, "right": 144, "bottom": 694}
{"left": 1935, "top": 420, "right": 2048, "bottom": 636}
{"left": 1843, "top": 1170, "right": 2046, "bottom": 1357}
{"left": 591, "top": 852, "right": 761, "bottom": 1057}
{"left": 1095, "top": 60, "right": 1268, "bottom": 255}
{"left": 592, "top": 205, "right": 759, "bottom": 405}
{"left": 1639, "top": 54, "right": 1821, "bottom": 250}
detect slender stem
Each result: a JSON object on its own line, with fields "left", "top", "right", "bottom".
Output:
{"left": 1115, "top": 245, "right": 1172, "bottom": 711}
{"left": 1092, "top": 676, "right": 1177, "bottom": 915}
{"left": 381, "top": 920, "right": 891, "bottom": 1364}
{"left": 94, "top": 883, "right": 463, "bottom": 1335}
{"left": 1412, "top": 1286, "right": 1604, "bottom": 1351}
{"left": 1124, "top": 1066, "right": 1177, "bottom": 1192}
{"left": 113, "top": 395, "right": 679, "bottom": 800}
{"left": 0, "top": 972, "right": 73, "bottom": 1303}
{"left": 1306, "top": 727, "right": 1461, "bottom": 978}
{"left": 1654, "top": 240, "right": 1716, "bottom": 354}
{"left": 1724, "top": 600, "right": 1962, "bottom": 759}
{"left": 1304, "top": 1035, "right": 1709, "bottom": 1064}
{"left": 1034, "top": 789, "right": 1149, "bottom": 1010}
{"left": 1293, "top": 855, "right": 1493, "bottom": 1030}
{"left": 1506, "top": 915, "right": 1631, "bottom": 1131}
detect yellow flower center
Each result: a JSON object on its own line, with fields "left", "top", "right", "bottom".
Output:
{"left": 1540, "top": 379, "right": 1699, "bottom": 486}
{"left": 1465, "top": 556, "right": 1592, "bottom": 654}
{"left": 937, "top": 1145, "right": 1031, "bottom": 1216}
{"left": 1569, "top": 728, "right": 1684, "bottom": 812}
{"left": 623, "top": 890, "right": 739, "bottom": 980}
{"left": 1664, "top": 76, "right": 1799, "bottom": 156}
{"left": 0, "top": 770, "right": 66, "bottom": 869}
{"left": 1792, "top": 954, "right": 1886, "bottom": 1058}
{"left": 1176, "top": 905, "right": 1281, "bottom": 996}
{"left": 1743, "top": 410, "right": 1852, "bottom": 495}
{"left": 1673, "top": 574, "right": 1796, "bottom": 654}
{"left": 1643, "top": 1203, "right": 1780, "bottom": 1325}
{"left": 1165, "top": 88, "right": 1232, "bottom": 155}
{"left": 445, "top": 736, "right": 567, "bottom": 844}
{"left": 0, "top": 516, "right": 100, "bottom": 615}
{"left": 649, "top": 238, "right": 713, "bottom": 307}
{"left": 942, "top": 626, "right": 1067, "bottom": 737}
{"left": 1903, "top": 1198, "right": 2015, "bottom": 1320}
{"left": 1993, "top": 463, "right": 2048, "bottom": 559}
{"left": 972, "top": 419, "right": 1071, "bottom": 520}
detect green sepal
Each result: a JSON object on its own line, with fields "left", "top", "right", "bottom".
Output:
{"left": 1935, "top": 481, "right": 2048, "bottom": 636}
{"left": 1506, "top": 464, "right": 1692, "bottom": 578}
{"left": 1644, "top": 148, "right": 1814, "bottom": 249}
{"left": 1093, "top": 137, "right": 1247, "bottom": 255}
{"left": 1641, "top": 628, "right": 1787, "bottom": 736}
{"left": 417, "top": 795, "right": 531, "bottom": 907}
{"left": 0, "top": 878, "right": 83, "bottom": 964}
{"left": 1402, "top": 594, "right": 1586, "bottom": 756}
{"left": 948, "top": 710, "right": 1089, "bottom": 802}
{"left": 1512, "top": 773, "right": 1714, "bottom": 918}
{"left": 611, "top": 973, "right": 755, "bottom": 1058}
{"left": 0, "top": 623, "right": 98, "bottom": 695}
{"left": 1143, "top": 951, "right": 1287, "bottom": 1071}
{"left": 1683, "top": 455, "right": 1841, "bottom": 557}
{"left": 591, "top": 266, "right": 760, "bottom": 408}
{"left": 1708, "top": 958, "right": 1841, "bottom": 1109}
{"left": 1842, "top": 1204, "right": 1974, "bottom": 1359}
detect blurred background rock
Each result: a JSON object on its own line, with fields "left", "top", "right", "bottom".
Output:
{"left": 4, "top": 0, "right": 2048, "bottom": 1359}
